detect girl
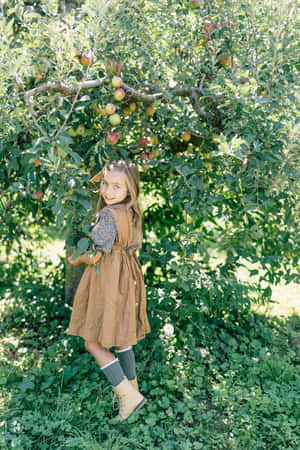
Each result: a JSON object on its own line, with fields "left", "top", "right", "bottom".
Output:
{"left": 66, "top": 159, "right": 151, "bottom": 422}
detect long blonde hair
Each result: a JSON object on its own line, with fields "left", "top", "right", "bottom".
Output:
{"left": 93, "top": 159, "right": 143, "bottom": 248}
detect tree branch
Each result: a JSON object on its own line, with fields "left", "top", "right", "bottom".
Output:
{"left": 24, "top": 77, "right": 223, "bottom": 133}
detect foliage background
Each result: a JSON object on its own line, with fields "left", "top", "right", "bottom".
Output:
{"left": 0, "top": 0, "right": 299, "bottom": 448}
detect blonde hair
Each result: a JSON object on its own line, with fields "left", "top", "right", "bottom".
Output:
{"left": 94, "top": 159, "right": 143, "bottom": 248}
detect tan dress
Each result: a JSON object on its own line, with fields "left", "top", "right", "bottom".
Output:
{"left": 66, "top": 203, "right": 151, "bottom": 348}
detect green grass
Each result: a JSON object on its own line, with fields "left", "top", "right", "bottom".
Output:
{"left": 1, "top": 238, "right": 299, "bottom": 449}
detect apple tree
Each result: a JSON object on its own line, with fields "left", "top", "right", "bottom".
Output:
{"left": 0, "top": 0, "right": 299, "bottom": 327}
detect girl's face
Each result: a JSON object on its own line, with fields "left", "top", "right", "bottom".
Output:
{"left": 100, "top": 169, "right": 129, "bottom": 205}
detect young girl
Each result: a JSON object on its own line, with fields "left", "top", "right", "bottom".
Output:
{"left": 66, "top": 159, "right": 151, "bottom": 422}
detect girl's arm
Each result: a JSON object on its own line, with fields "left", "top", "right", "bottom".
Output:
{"left": 68, "top": 250, "right": 103, "bottom": 266}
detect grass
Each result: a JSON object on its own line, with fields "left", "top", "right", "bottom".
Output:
{"left": 0, "top": 236, "right": 299, "bottom": 449}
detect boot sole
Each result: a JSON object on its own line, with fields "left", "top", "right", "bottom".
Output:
{"left": 118, "top": 397, "right": 147, "bottom": 422}
{"left": 134, "top": 397, "right": 147, "bottom": 413}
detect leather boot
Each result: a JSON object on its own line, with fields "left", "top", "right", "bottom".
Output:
{"left": 129, "top": 377, "right": 138, "bottom": 391}
{"left": 112, "top": 377, "right": 146, "bottom": 421}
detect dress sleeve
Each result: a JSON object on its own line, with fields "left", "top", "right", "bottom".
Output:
{"left": 90, "top": 208, "right": 118, "bottom": 254}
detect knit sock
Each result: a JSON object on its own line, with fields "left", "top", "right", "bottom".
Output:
{"left": 100, "top": 358, "right": 125, "bottom": 386}
{"left": 115, "top": 346, "right": 136, "bottom": 381}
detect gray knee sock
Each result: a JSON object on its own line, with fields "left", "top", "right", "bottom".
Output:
{"left": 100, "top": 359, "right": 125, "bottom": 386}
{"left": 115, "top": 346, "right": 136, "bottom": 380}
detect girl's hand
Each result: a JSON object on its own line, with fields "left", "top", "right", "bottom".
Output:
{"left": 68, "top": 255, "right": 84, "bottom": 266}
{"left": 68, "top": 251, "right": 103, "bottom": 266}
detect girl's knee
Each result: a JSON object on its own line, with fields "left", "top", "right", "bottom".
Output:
{"left": 85, "top": 340, "right": 106, "bottom": 351}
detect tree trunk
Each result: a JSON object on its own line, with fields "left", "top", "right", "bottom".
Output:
{"left": 65, "top": 246, "right": 85, "bottom": 305}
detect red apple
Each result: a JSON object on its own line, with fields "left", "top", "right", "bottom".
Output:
{"left": 143, "top": 162, "right": 150, "bottom": 169}
{"left": 140, "top": 152, "right": 148, "bottom": 160}
{"left": 145, "top": 104, "right": 155, "bottom": 116}
{"left": 219, "top": 54, "right": 235, "bottom": 68}
{"left": 129, "top": 102, "right": 137, "bottom": 111}
{"left": 148, "top": 151, "right": 154, "bottom": 160}
{"left": 34, "top": 156, "right": 41, "bottom": 167}
{"left": 109, "top": 113, "right": 121, "bottom": 126}
{"left": 181, "top": 131, "right": 191, "bottom": 142}
{"left": 105, "top": 103, "right": 117, "bottom": 115}
{"left": 98, "top": 108, "right": 106, "bottom": 116}
{"left": 139, "top": 137, "right": 149, "bottom": 148}
{"left": 190, "top": 0, "right": 200, "bottom": 7}
{"left": 204, "top": 24, "right": 214, "bottom": 33}
{"left": 35, "top": 190, "right": 43, "bottom": 199}
{"left": 114, "top": 88, "right": 126, "bottom": 101}
{"left": 35, "top": 72, "right": 46, "bottom": 82}
{"left": 80, "top": 51, "right": 93, "bottom": 67}
{"left": 106, "top": 132, "right": 119, "bottom": 144}
{"left": 112, "top": 76, "right": 123, "bottom": 88}
{"left": 108, "top": 59, "right": 124, "bottom": 74}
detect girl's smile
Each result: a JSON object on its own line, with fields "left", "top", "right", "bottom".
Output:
{"left": 100, "top": 169, "right": 129, "bottom": 205}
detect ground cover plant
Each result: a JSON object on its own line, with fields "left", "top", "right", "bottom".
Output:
{"left": 1, "top": 233, "right": 300, "bottom": 449}
{"left": 0, "top": 0, "right": 299, "bottom": 448}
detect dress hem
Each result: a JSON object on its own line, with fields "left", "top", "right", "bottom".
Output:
{"left": 66, "top": 328, "right": 150, "bottom": 348}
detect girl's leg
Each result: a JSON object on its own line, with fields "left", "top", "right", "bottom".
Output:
{"left": 115, "top": 345, "right": 137, "bottom": 382}
{"left": 85, "top": 340, "right": 124, "bottom": 386}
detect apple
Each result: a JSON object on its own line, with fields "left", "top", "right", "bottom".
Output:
{"left": 181, "top": 131, "right": 191, "bottom": 142}
{"left": 149, "top": 135, "right": 158, "bottom": 145}
{"left": 114, "top": 88, "right": 126, "bottom": 101}
{"left": 80, "top": 51, "right": 93, "bottom": 67}
{"left": 112, "top": 76, "right": 123, "bottom": 88}
{"left": 34, "top": 156, "right": 41, "bottom": 167}
{"left": 123, "top": 107, "right": 131, "bottom": 117}
{"left": 68, "top": 127, "right": 77, "bottom": 137}
{"left": 35, "top": 190, "right": 43, "bottom": 199}
{"left": 219, "top": 54, "right": 235, "bottom": 68}
{"left": 148, "top": 151, "right": 154, "bottom": 160}
{"left": 142, "top": 162, "right": 150, "bottom": 170}
{"left": 106, "top": 132, "right": 119, "bottom": 144}
{"left": 190, "top": 0, "right": 200, "bottom": 7}
{"left": 105, "top": 103, "right": 117, "bottom": 115}
{"left": 139, "top": 137, "right": 149, "bottom": 148}
{"left": 204, "top": 24, "right": 214, "bottom": 33}
{"left": 140, "top": 152, "right": 148, "bottom": 160}
{"left": 109, "top": 113, "right": 121, "bottom": 126}
{"left": 108, "top": 59, "right": 124, "bottom": 74}
{"left": 35, "top": 72, "right": 46, "bottom": 82}
{"left": 129, "top": 102, "right": 137, "bottom": 111}
{"left": 77, "top": 124, "right": 86, "bottom": 136}
{"left": 145, "top": 104, "right": 155, "bottom": 116}
{"left": 98, "top": 107, "right": 106, "bottom": 116}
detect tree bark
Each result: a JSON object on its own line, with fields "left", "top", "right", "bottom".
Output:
{"left": 65, "top": 246, "right": 85, "bottom": 305}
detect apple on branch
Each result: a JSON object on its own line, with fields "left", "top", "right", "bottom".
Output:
{"left": 34, "top": 156, "right": 41, "bottom": 167}
{"left": 114, "top": 88, "right": 126, "bottom": 101}
{"left": 129, "top": 102, "right": 137, "bottom": 111}
{"left": 80, "top": 50, "right": 93, "bottom": 67}
{"left": 109, "top": 113, "right": 121, "bottom": 126}
{"left": 35, "top": 190, "right": 43, "bottom": 199}
{"left": 112, "top": 76, "right": 123, "bottom": 88}
{"left": 106, "top": 132, "right": 119, "bottom": 145}
{"left": 105, "top": 103, "right": 117, "bottom": 115}
{"left": 145, "top": 104, "right": 155, "bottom": 116}
{"left": 139, "top": 137, "right": 150, "bottom": 148}
{"left": 181, "top": 131, "right": 191, "bottom": 142}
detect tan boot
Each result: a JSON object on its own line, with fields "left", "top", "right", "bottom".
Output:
{"left": 112, "top": 377, "right": 146, "bottom": 421}
{"left": 129, "top": 377, "right": 138, "bottom": 391}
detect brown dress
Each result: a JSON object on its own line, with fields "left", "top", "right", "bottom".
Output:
{"left": 66, "top": 203, "right": 151, "bottom": 348}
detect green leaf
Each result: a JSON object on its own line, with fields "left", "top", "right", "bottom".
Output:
{"left": 77, "top": 237, "right": 90, "bottom": 253}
